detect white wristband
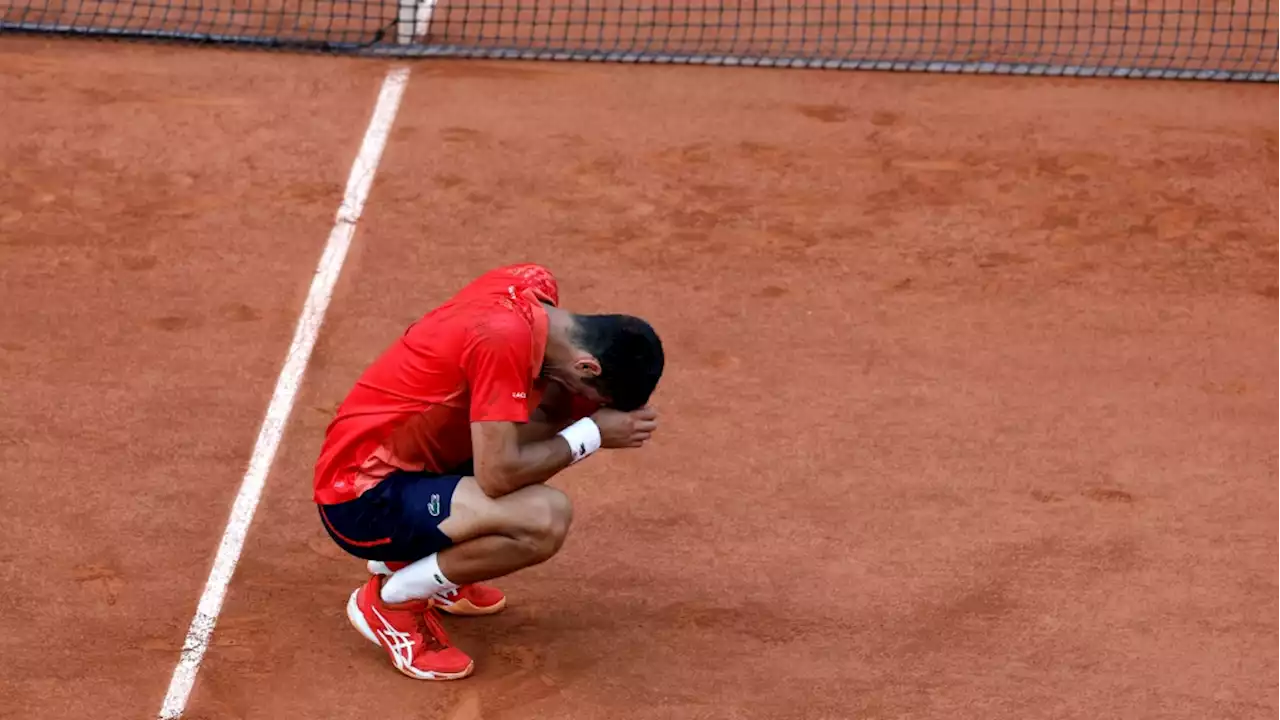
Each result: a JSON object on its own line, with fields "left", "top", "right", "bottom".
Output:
{"left": 558, "top": 417, "right": 602, "bottom": 464}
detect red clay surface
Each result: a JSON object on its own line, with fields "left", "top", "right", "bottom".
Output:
{"left": 2, "top": 36, "right": 1277, "bottom": 720}
{"left": 0, "top": 38, "right": 384, "bottom": 720}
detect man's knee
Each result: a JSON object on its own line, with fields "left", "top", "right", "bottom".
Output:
{"left": 513, "top": 488, "right": 573, "bottom": 562}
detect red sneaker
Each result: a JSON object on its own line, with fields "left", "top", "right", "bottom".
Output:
{"left": 346, "top": 574, "right": 474, "bottom": 680}
{"left": 432, "top": 583, "right": 508, "bottom": 616}
{"left": 367, "top": 560, "right": 507, "bottom": 616}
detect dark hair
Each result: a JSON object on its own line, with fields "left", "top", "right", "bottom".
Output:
{"left": 574, "top": 314, "right": 664, "bottom": 411}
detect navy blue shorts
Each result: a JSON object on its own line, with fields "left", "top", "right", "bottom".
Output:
{"left": 318, "top": 466, "right": 469, "bottom": 563}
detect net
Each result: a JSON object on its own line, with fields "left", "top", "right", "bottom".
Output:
{"left": 1, "top": 0, "right": 1276, "bottom": 81}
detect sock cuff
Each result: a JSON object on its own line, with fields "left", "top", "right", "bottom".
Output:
{"left": 380, "top": 553, "right": 457, "bottom": 604}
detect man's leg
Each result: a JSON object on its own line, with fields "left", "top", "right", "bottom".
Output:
{"left": 321, "top": 474, "right": 479, "bottom": 681}
{"left": 441, "top": 479, "right": 574, "bottom": 580}
{"left": 379, "top": 478, "right": 573, "bottom": 604}
{"left": 327, "top": 473, "right": 574, "bottom": 680}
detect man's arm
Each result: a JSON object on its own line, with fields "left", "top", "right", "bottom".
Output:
{"left": 516, "top": 408, "right": 566, "bottom": 444}
{"left": 461, "top": 317, "right": 576, "bottom": 497}
{"left": 461, "top": 317, "right": 655, "bottom": 497}
{"left": 471, "top": 420, "right": 575, "bottom": 498}
{"left": 471, "top": 405, "right": 658, "bottom": 498}
{"left": 477, "top": 381, "right": 589, "bottom": 494}
{"left": 514, "top": 382, "right": 577, "bottom": 444}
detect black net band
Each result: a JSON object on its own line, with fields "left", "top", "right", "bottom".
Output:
{"left": 2, "top": 0, "right": 1275, "bottom": 81}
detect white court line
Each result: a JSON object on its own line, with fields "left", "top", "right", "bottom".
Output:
{"left": 156, "top": 66, "right": 411, "bottom": 720}
{"left": 413, "top": 0, "right": 438, "bottom": 39}
{"left": 395, "top": 0, "right": 437, "bottom": 43}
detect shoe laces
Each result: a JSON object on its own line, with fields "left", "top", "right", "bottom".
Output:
{"left": 415, "top": 606, "right": 452, "bottom": 652}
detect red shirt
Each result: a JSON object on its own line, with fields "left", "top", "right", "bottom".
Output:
{"left": 313, "top": 264, "right": 560, "bottom": 504}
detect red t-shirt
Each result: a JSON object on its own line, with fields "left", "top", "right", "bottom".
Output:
{"left": 313, "top": 264, "right": 560, "bottom": 505}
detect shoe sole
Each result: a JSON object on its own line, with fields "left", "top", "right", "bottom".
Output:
{"left": 346, "top": 589, "right": 475, "bottom": 681}
{"left": 439, "top": 596, "right": 507, "bottom": 616}
{"left": 366, "top": 561, "right": 507, "bottom": 616}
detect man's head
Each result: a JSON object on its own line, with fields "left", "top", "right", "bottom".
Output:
{"left": 543, "top": 309, "right": 664, "bottom": 411}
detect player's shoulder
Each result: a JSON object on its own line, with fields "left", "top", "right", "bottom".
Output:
{"left": 476, "top": 263, "right": 560, "bottom": 306}
{"left": 477, "top": 300, "right": 533, "bottom": 329}
{"left": 447, "top": 264, "right": 558, "bottom": 347}
{"left": 463, "top": 298, "right": 536, "bottom": 349}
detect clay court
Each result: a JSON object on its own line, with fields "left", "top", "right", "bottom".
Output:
{"left": 0, "top": 10, "right": 1277, "bottom": 720}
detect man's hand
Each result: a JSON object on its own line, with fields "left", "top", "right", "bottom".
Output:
{"left": 592, "top": 406, "right": 658, "bottom": 448}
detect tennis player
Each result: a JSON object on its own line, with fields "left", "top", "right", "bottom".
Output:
{"left": 313, "top": 263, "right": 664, "bottom": 680}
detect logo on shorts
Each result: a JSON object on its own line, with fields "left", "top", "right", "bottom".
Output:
{"left": 427, "top": 494, "right": 441, "bottom": 517}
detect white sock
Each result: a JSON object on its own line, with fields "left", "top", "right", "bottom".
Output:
{"left": 380, "top": 553, "right": 458, "bottom": 605}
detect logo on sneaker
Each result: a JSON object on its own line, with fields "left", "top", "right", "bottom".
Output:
{"left": 370, "top": 605, "right": 416, "bottom": 671}
{"left": 427, "top": 494, "right": 441, "bottom": 517}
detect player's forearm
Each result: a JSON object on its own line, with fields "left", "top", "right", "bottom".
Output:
{"left": 479, "top": 437, "right": 574, "bottom": 497}
{"left": 471, "top": 408, "right": 590, "bottom": 497}
{"left": 516, "top": 408, "right": 571, "bottom": 444}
